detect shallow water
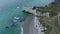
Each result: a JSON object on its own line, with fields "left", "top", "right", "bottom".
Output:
{"left": 0, "top": 0, "right": 54, "bottom": 34}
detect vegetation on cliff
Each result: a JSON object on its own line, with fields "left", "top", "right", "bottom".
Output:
{"left": 38, "top": 3, "right": 60, "bottom": 34}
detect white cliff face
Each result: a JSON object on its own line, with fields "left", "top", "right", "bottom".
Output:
{"left": 22, "top": 7, "right": 37, "bottom": 15}
{"left": 22, "top": 7, "right": 50, "bottom": 18}
{"left": 23, "top": 7, "right": 48, "bottom": 34}
{"left": 34, "top": 16, "right": 45, "bottom": 34}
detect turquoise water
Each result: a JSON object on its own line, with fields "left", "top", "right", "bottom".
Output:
{"left": 0, "top": 0, "right": 54, "bottom": 34}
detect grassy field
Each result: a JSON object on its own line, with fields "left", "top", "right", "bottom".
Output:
{"left": 37, "top": 4, "right": 60, "bottom": 34}
{"left": 40, "top": 16, "right": 60, "bottom": 34}
{"left": 37, "top": 5, "right": 60, "bottom": 13}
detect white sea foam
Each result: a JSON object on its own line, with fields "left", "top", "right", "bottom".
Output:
{"left": 21, "top": 26, "right": 23, "bottom": 34}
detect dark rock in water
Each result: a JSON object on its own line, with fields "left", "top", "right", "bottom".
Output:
{"left": 32, "top": 6, "right": 36, "bottom": 10}
{"left": 22, "top": 10, "right": 26, "bottom": 12}
{"left": 22, "top": 10, "right": 31, "bottom": 14}
{"left": 5, "top": 26, "right": 9, "bottom": 29}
